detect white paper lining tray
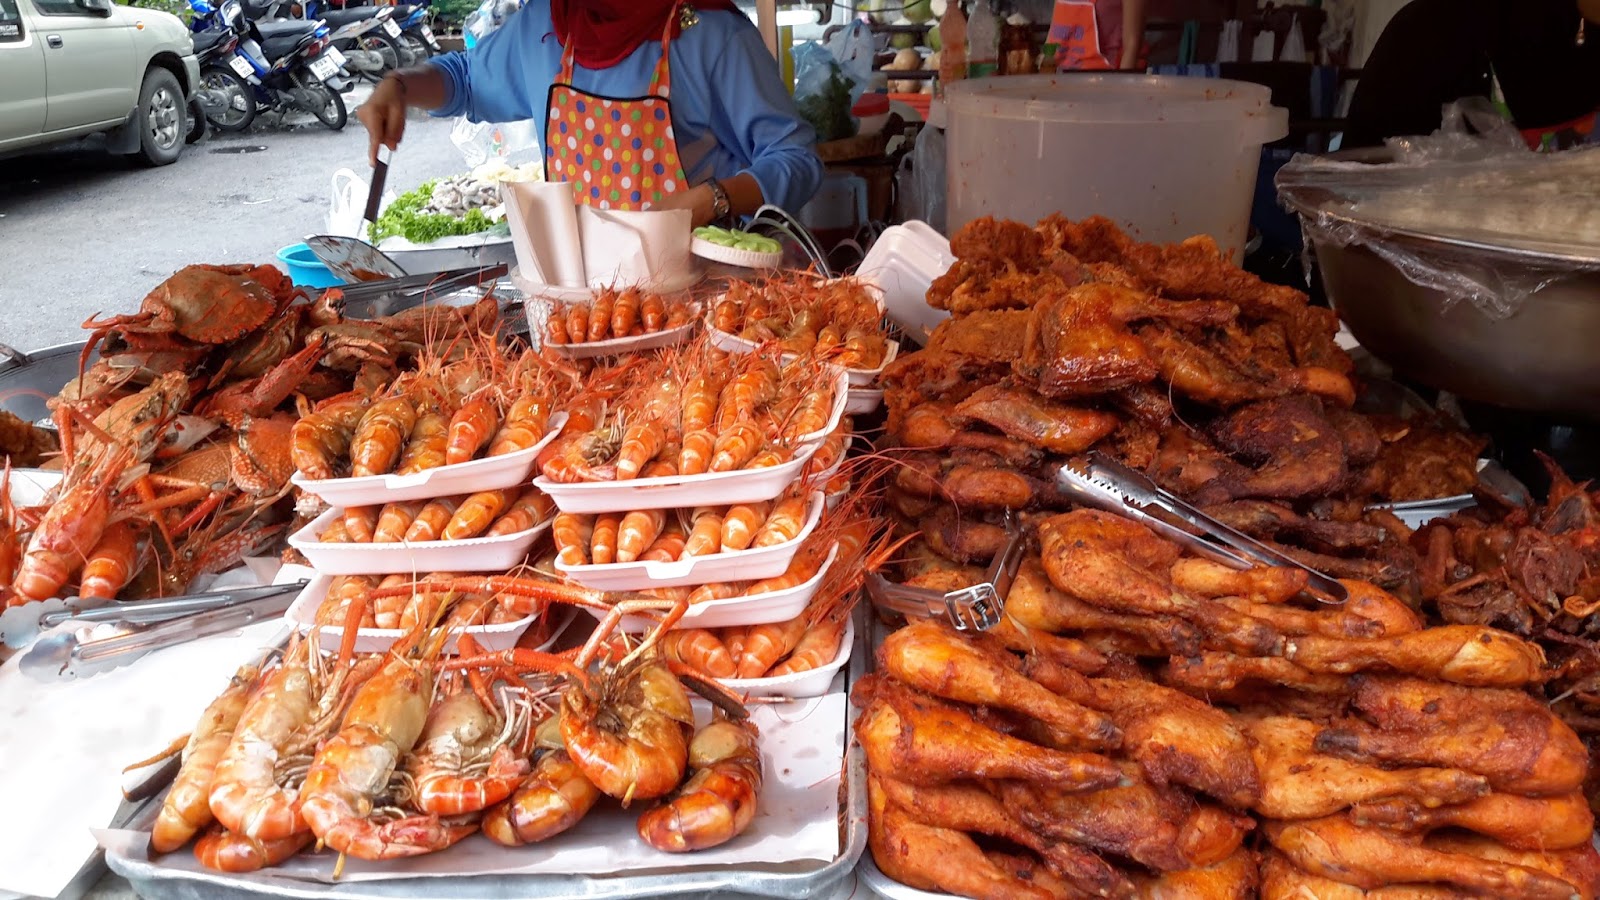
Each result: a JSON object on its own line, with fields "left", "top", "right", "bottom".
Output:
{"left": 533, "top": 376, "right": 847, "bottom": 514}
{"left": 556, "top": 492, "right": 825, "bottom": 591}
{"left": 708, "top": 324, "right": 899, "bottom": 388}
{"left": 290, "top": 413, "right": 565, "bottom": 507}
{"left": 286, "top": 508, "right": 551, "bottom": 576}
{"left": 591, "top": 541, "right": 838, "bottom": 632}
{"left": 721, "top": 617, "right": 852, "bottom": 699}
{"left": 283, "top": 574, "right": 555, "bottom": 654}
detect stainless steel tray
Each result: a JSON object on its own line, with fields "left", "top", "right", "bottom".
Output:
{"left": 104, "top": 612, "right": 869, "bottom": 900}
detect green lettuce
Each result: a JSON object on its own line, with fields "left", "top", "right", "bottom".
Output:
{"left": 369, "top": 180, "right": 498, "bottom": 245}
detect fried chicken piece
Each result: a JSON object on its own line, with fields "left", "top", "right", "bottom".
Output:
{"left": 868, "top": 774, "right": 1088, "bottom": 900}
{"left": 1202, "top": 500, "right": 1390, "bottom": 553}
{"left": 1211, "top": 397, "right": 1350, "bottom": 501}
{"left": 939, "top": 266, "right": 1070, "bottom": 315}
{"left": 1363, "top": 417, "right": 1487, "bottom": 503}
{"left": 1017, "top": 286, "right": 1159, "bottom": 397}
{"left": 1150, "top": 427, "right": 1252, "bottom": 504}
{"left": 1168, "top": 557, "right": 1309, "bottom": 604}
{"left": 898, "top": 401, "right": 961, "bottom": 449}
{"left": 882, "top": 350, "right": 1007, "bottom": 405}
{"left": 1107, "top": 384, "right": 1174, "bottom": 427}
{"left": 880, "top": 621, "right": 1121, "bottom": 751}
{"left": 1425, "top": 833, "right": 1600, "bottom": 900}
{"left": 1351, "top": 790, "right": 1594, "bottom": 852}
{"left": 1259, "top": 852, "right": 1469, "bottom": 899}
{"left": 927, "top": 309, "right": 1034, "bottom": 363}
{"left": 1137, "top": 322, "right": 1281, "bottom": 408}
{"left": 1329, "top": 407, "right": 1384, "bottom": 467}
{"left": 887, "top": 486, "right": 941, "bottom": 521}
{"left": 921, "top": 507, "right": 1009, "bottom": 564}
{"left": 942, "top": 464, "right": 1044, "bottom": 510}
{"left": 892, "top": 450, "right": 944, "bottom": 496}
{"left": 951, "top": 215, "right": 1046, "bottom": 265}
{"left": 874, "top": 775, "right": 1134, "bottom": 898}
{"left": 1213, "top": 595, "right": 1384, "bottom": 639}
{"left": 1242, "top": 715, "right": 1489, "bottom": 820}
{"left": 1314, "top": 678, "right": 1587, "bottom": 795}
{"left": 852, "top": 675, "right": 1123, "bottom": 790}
{"left": 951, "top": 384, "right": 1121, "bottom": 455}
{"left": 1265, "top": 538, "right": 1416, "bottom": 589}
{"left": 986, "top": 612, "right": 1117, "bottom": 676}
{"left": 1163, "top": 654, "right": 1351, "bottom": 697}
{"left": 1038, "top": 511, "right": 1283, "bottom": 656}
{"left": 1008, "top": 558, "right": 1203, "bottom": 657}
{"left": 1135, "top": 847, "right": 1258, "bottom": 900}
{"left": 1283, "top": 625, "right": 1545, "bottom": 688}
{"left": 1266, "top": 816, "right": 1584, "bottom": 900}
{"left": 998, "top": 766, "right": 1253, "bottom": 872}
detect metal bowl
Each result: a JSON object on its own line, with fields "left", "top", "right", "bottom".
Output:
{"left": 1286, "top": 150, "right": 1600, "bottom": 421}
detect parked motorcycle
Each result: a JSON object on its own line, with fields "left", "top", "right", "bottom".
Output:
{"left": 389, "top": 0, "right": 439, "bottom": 65}
{"left": 298, "top": 0, "right": 402, "bottom": 83}
{"left": 190, "top": 0, "right": 352, "bottom": 133}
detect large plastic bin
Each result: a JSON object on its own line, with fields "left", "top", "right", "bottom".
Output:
{"left": 944, "top": 73, "right": 1287, "bottom": 260}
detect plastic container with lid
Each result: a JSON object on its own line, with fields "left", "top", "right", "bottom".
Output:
{"left": 944, "top": 74, "right": 1287, "bottom": 260}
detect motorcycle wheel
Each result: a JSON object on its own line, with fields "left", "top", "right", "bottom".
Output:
{"left": 355, "top": 32, "right": 402, "bottom": 83}
{"left": 399, "top": 32, "right": 432, "bottom": 63}
{"left": 201, "top": 67, "right": 257, "bottom": 133}
{"left": 310, "top": 84, "right": 348, "bottom": 131}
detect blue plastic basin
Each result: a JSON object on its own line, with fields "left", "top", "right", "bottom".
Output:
{"left": 276, "top": 242, "right": 343, "bottom": 289}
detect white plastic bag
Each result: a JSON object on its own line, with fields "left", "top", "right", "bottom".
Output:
{"left": 1280, "top": 16, "right": 1308, "bottom": 63}
{"left": 325, "top": 168, "right": 394, "bottom": 238}
{"left": 450, "top": 116, "right": 543, "bottom": 168}
{"left": 1251, "top": 28, "right": 1276, "bottom": 62}
{"left": 1216, "top": 20, "right": 1241, "bottom": 64}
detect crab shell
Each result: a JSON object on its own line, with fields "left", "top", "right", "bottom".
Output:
{"left": 136, "top": 264, "right": 289, "bottom": 344}
{"left": 230, "top": 415, "right": 297, "bottom": 497}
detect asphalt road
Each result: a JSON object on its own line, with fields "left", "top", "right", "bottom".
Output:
{"left": 0, "top": 84, "right": 466, "bottom": 353}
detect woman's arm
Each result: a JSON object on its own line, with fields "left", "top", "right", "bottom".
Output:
{"left": 1120, "top": 0, "right": 1146, "bottom": 69}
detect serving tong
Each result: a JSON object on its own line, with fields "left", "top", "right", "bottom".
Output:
{"left": 1056, "top": 452, "right": 1349, "bottom": 603}
{"left": 864, "top": 512, "right": 1022, "bottom": 632}
{"left": 6, "top": 581, "right": 306, "bottom": 679}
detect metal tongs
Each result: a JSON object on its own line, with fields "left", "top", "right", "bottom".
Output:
{"left": 1056, "top": 452, "right": 1349, "bottom": 603}
{"left": 864, "top": 512, "right": 1023, "bottom": 632}
{"left": 11, "top": 581, "right": 306, "bottom": 679}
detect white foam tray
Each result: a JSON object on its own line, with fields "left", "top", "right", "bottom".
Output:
{"left": 805, "top": 434, "right": 852, "bottom": 487}
{"left": 289, "top": 413, "right": 565, "bottom": 507}
{"left": 286, "top": 507, "right": 551, "bottom": 576}
{"left": 707, "top": 323, "right": 898, "bottom": 388}
{"left": 856, "top": 220, "right": 956, "bottom": 347}
{"left": 590, "top": 541, "right": 838, "bottom": 632}
{"left": 533, "top": 375, "right": 846, "bottom": 514}
{"left": 284, "top": 573, "right": 561, "bottom": 654}
{"left": 719, "top": 617, "right": 852, "bottom": 699}
{"left": 845, "top": 386, "right": 884, "bottom": 415}
{"left": 554, "top": 492, "right": 824, "bottom": 590}
{"left": 691, "top": 236, "right": 783, "bottom": 270}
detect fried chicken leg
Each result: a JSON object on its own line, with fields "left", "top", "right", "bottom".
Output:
{"left": 1163, "top": 653, "right": 1351, "bottom": 697}
{"left": 1266, "top": 816, "right": 1582, "bottom": 899}
{"left": 1284, "top": 625, "right": 1545, "bottom": 688}
{"left": 1136, "top": 847, "right": 1259, "bottom": 900}
{"left": 1350, "top": 790, "right": 1594, "bottom": 852}
{"left": 1168, "top": 557, "right": 1308, "bottom": 604}
{"left": 1008, "top": 558, "right": 1203, "bottom": 657}
{"left": 852, "top": 676, "right": 1123, "bottom": 790}
{"left": 1243, "top": 715, "right": 1489, "bottom": 820}
{"left": 1425, "top": 833, "right": 1600, "bottom": 900}
{"left": 880, "top": 621, "right": 1121, "bottom": 751}
{"left": 1259, "top": 852, "right": 1464, "bottom": 899}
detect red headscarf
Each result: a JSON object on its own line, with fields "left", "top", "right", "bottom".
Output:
{"left": 551, "top": 0, "right": 742, "bottom": 71}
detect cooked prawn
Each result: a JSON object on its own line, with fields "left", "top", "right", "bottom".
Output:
{"left": 560, "top": 658, "right": 694, "bottom": 805}
{"left": 617, "top": 509, "right": 666, "bottom": 563}
{"left": 636, "top": 716, "right": 762, "bottom": 852}
{"left": 148, "top": 665, "right": 258, "bottom": 854}
{"left": 373, "top": 500, "right": 424, "bottom": 544}
{"left": 350, "top": 396, "right": 418, "bottom": 477}
{"left": 444, "top": 488, "right": 518, "bottom": 541}
{"left": 404, "top": 496, "right": 461, "bottom": 542}
{"left": 445, "top": 394, "right": 499, "bottom": 466}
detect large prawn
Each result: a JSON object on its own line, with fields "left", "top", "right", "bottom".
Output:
{"left": 145, "top": 664, "right": 259, "bottom": 854}
{"left": 400, "top": 676, "right": 535, "bottom": 817}
{"left": 636, "top": 714, "right": 763, "bottom": 852}
{"left": 482, "top": 717, "right": 602, "bottom": 846}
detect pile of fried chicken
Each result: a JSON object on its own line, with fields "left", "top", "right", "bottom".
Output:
{"left": 858, "top": 509, "right": 1599, "bottom": 899}
{"left": 882, "top": 215, "right": 1485, "bottom": 596}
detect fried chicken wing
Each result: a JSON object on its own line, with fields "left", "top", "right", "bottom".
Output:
{"left": 1135, "top": 847, "right": 1259, "bottom": 900}
{"left": 852, "top": 675, "right": 1123, "bottom": 790}
{"left": 868, "top": 773, "right": 1087, "bottom": 900}
{"left": 1259, "top": 852, "right": 1469, "bottom": 899}
{"left": 1038, "top": 511, "right": 1283, "bottom": 656}
{"left": 1137, "top": 322, "right": 1281, "bottom": 408}
{"left": 1350, "top": 790, "right": 1594, "bottom": 851}
{"left": 942, "top": 464, "right": 1047, "bottom": 510}
{"left": 1168, "top": 557, "right": 1309, "bottom": 604}
{"left": 874, "top": 775, "right": 1134, "bottom": 898}
{"left": 880, "top": 621, "right": 1121, "bottom": 751}
{"left": 1008, "top": 558, "right": 1203, "bottom": 657}
{"left": 1284, "top": 625, "right": 1545, "bottom": 688}
{"left": 1243, "top": 715, "right": 1489, "bottom": 820}
{"left": 951, "top": 384, "right": 1121, "bottom": 455}
{"left": 1267, "top": 816, "right": 1582, "bottom": 899}
{"left": 1213, "top": 594, "right": 1384, "bottom": 639}
{"left": 998, "top": 765, "right": 1253, "bottom": 872}
{"left": 1424, "top": 833, "right": 1600, "bottom": 900}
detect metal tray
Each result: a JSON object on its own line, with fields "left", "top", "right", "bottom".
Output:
{"left": 0, "top": 340, "right": 94, "bottom": 424}
{"left": 104, "top": 611, "right": 870, "bottom": 900}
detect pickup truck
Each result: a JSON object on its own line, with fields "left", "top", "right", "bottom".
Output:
{"left": 0, "top": 0, "right": 201, "bottom": 165}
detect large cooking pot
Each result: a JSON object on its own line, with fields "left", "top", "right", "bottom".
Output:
{"left": 1284, "top": 150, "right": 1600, "bottom": 421}
{"left": 0, "top": 341, "right": 94, "bottom": 425}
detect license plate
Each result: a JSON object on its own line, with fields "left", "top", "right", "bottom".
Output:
{"left": 420, "top": 24, "right": 433, "bottom": 40}
{"left": 381, "top": 18, "right": 401, "bottom": 37}
{"left": 228, "top": 55, "right": 253, "bottom": 78}
{"left": 326, "top": 46, "right": 347, "bottom": 67}
{"left": 308, "top": 52, "right": 339, "bottom": 81}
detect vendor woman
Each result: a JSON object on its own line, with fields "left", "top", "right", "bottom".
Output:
{"left": 1345, "top": 0, "right": 1600, "bottom": 150}
{"left": 358, "top": 0, "right": 824, "bottom": 226}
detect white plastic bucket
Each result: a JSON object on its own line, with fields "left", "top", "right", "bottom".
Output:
{"left": 944, "top": 74, "right": 1287, "bottom": 261}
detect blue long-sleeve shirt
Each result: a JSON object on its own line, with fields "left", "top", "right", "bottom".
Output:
{"left": 429, "top": 4, "right": 824, "bottom": 213}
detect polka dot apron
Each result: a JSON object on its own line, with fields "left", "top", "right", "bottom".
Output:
{"left": 544, "top": 7, "right": 689, "bottom": 210}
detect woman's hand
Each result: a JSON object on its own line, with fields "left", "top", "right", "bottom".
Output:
{"left": 357, "top": 75, "right": 409, "bottom": 167}
{"left": 652, "top": 184, "right": 716, "bottom": 228}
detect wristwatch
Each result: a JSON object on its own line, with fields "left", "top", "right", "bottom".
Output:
{"left": 707, "top": 179, "right": 731, "bottom": 223}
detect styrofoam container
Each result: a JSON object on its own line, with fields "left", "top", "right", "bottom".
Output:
{"left": 857, "top": 222, "right": 955, "bottom": 345}
{"left": 290, "top": 413, "right": 565, "bottom": 506}
{"left": 805, "top": 434, "right": 853, "bottom": 486}
{"left": 845, "top": 386, "right": 885, "bottom": 415}
{"left": 691, "top": 236, "right": 783, "bottom": 270}
{"left": 555, "top": 492, "right": 824, "bottom": 590}
{"left": 945, "top": 74, "right": 1288, "bottom": 263}
{"left": 707, "top": 323, "right": 899, "bottom": 387}
{"left": 720, "top": 617, "right": 853, "bottom": 699}
{"left": 284, "top": 573, "right": 550, "bottom": 653}
{"left": 286, "top": 507, "right": 551, "bottom": 575}
{"left": 533, "top": 375, "right": 847, "bottom": 513}
{"left": 595, "top": 542, "right": 838, "bottom": 632}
